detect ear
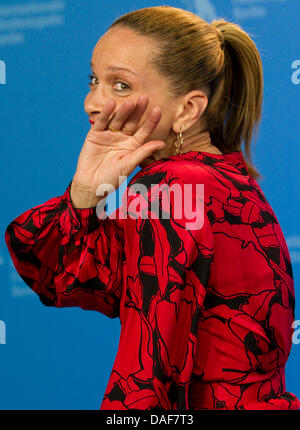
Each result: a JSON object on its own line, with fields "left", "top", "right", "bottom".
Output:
{"left": 172, "top": 90, "right": 208, "bottom": 134}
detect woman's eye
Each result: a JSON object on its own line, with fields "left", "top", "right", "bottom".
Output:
{"left": 88, "top": 74, "right": 98, "bottom": 87}
{"left": 113, "top": 81, "right": 131, "bottom": 92}
{"left": 88, "top": 74, "right": 131, "bottom": 92}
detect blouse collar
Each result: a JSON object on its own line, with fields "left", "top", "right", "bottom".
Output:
{"left": 178, "top": 150, "right": 249, "bottom": 175}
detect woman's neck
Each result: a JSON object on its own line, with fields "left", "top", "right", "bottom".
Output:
{"left": 180, "top": 128, "right": 222, "bottom": 155}
{"left": 139, "top": 127, "right": 222, "bottom": 169}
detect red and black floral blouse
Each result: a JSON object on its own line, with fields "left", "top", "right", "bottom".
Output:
{"left": 5, "top": 150, "right": 300, "bottom": 410}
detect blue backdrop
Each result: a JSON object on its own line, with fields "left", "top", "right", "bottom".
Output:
{"left": 1, "top": 0, "right": 299, "bottom": 409}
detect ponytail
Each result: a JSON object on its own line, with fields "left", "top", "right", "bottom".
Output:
{"left": 207, "top": 20, "right": 264, "bottom": 180}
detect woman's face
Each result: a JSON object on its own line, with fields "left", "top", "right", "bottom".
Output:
{"left": 84, "top": 25, "right": 180, "bottom": 165}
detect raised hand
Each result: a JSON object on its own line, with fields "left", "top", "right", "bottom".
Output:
{"left": 70, "top": 95, "right": 166, "bottom": 208}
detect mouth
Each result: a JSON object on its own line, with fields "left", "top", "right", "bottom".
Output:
{"left": 89, "top": 119, "right": 95, "bottom": 124}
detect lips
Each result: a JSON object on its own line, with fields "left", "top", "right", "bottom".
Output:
{"left": 89, "top": 119, "right": 95, "bottom": 124}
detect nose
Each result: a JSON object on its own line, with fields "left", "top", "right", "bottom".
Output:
{"left": 84, "top": 84, "right": 107, "bottom": 118}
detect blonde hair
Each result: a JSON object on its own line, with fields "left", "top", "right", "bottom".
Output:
{"left": 109, "top": 6, "right": 264, "bottom": 180}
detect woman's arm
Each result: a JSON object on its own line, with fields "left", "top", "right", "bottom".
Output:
{"left": 4, "top": 181, "right": 124, "bottom": 318}
{"left": 100, "top": 167, "right": 215, "bottom": 409}
{"left": 4, "top": 97, "right": 167, "bottom": 320}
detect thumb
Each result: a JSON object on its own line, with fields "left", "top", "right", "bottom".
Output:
{"left": 124, "top": 140, "right": 166, "bottom": 172}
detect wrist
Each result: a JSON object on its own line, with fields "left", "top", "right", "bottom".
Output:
{"left": 70, "top": 180, "right": 105, "bottom": 209}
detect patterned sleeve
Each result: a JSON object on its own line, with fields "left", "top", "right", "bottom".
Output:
{"left": 4, "top": 181, "right": 124, "bottom": 319}
{"left": 100, "top": 168, "right": 215, "bottom": 410}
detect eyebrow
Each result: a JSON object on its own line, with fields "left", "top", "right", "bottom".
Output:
{"left": 90, "top": 61, "right": 138, "bottom": 76}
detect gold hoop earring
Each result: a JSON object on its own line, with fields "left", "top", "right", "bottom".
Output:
{"left": 174, "top": 128, "right": 184, "bottom": 155}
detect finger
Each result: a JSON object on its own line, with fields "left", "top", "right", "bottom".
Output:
{"left": 120, "top": 95, "right": 149, "bottom": 134}
{"left": 92, "top": 99, "right": 116, "bottom": 131}
{"left": 133, "top": 107, "right": 162, "bottom": 144}
{"left": 122, "top": 140, "right": 166, "bottom": 175}
{"left": 108, "top": 99, "right": 135, "bottom": 130}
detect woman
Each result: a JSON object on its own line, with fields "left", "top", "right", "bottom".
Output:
{"left": 5, "top": 6, "right": 300, "bottom": 410}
